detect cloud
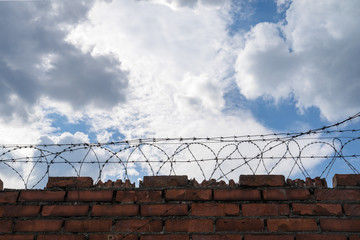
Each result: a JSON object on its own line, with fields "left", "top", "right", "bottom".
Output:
{"left": 146, "top": 0, "right": 226, "bottom": 11}
{"left": 234, "top": 0, "right": 360, "bottom": 120}
{"left": 66, "top": 0, "right": 246, "bottom": 139}
{"left": 0, "top": 1, "right": 128, "bottom": 121}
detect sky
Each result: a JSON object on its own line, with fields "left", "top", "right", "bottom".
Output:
{"left": 0, "top": 0, "right": 360, "bottom": 188}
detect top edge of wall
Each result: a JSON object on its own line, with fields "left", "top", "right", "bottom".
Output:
{"left": 1, "top": 174, "right": 360, "bottom": 190}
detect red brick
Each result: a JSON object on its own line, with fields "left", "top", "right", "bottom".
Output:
{"left": 141, "top": 204, "right": 187, "bottom": 216}
{"left": 89, "top": 234, "right": 137, "bottom": 240}
{"left": 296, "top": 234, "right": 347, "bottom": 240}
{"left": 14, "top": 220, "right": 63, "bottom": 232}
{"left": 315, "top": 189, "right": 360, "bottom": 201}
{"left": 165, "top": 189, "right": 211, "bottom": 201}
{"left": 193, "top": 235, "right": 242, "bottom": 240}
{"left": 46, "top": 177, "right": 93, "bottom": 188}
{"left": 216, "top": 219, "right": 264, "bottom": 232}
{"left": 242, "top": 203, "right": 289, "bottom": 216}
{"left": 19, "top": 190, "right": 65, "bottom": 201}
{"left": 333, "top": 174, "right": 360, "bottom": 188}
{"left": 165, "top": 219, "right": 213, "bottom": 232}
{"left": 191, "top": 203, "right": 239, "bottom": 216}
{"left": 350, "top": 236, "right": 360, "bottom": 240}
{"left": 67, "top": 190, "right": 113, "bottom": 201}
{"left": 344, "top": 204, "right": 360, "bottom": 215}
{"left": 141, "top": 235, "right": 189, "bottom": 240}
{"left": 263, "top": 189, "right": 311, "bottom": 200}
{"left": 240, "top": 175, "right": 285, "bottom": 187}
{"left": 42, "top": 205, "right": 89, "bottom": 217}
{"left": 142, "top": 176, "right": 188, "bottom": 187}
{"left": 0, "top": 236, "right": 34, "bottom": 240}
{"left": 0, "top": 191, "right": 18, "bottom": 203}
{"left": 267, "top": 219, "right": 317, "bottom": 232}
{"left": 116, "top": 190, "right": 162, "bottom": 202}
{"left": 65, "top": 220, "right": 112, "bottom": 232}
{"left": 92, "top": 204, "right": 138, "bottom": 216}
{"left": 305, "top": 177, "right": 327, "bottom": 188}
{"left": 292, "top": 203, "right": 342, "bottom": 215}
{"left": 214, "top": 189, "right": 261, "bottom": 200}
{"left": 115, "top": 219, "right": 162, "bottom": 232}
{"left": 38, "top": 235, "right": 85, "bottom": 240}
{"left": 0, "top": 220, "right": 12, "bottom": 233}
{"left": 320, "top": 219, "right": 360, "bottom": 231}
{"left": 244, "top": 235, "right": 293, "bottom": 240}
{"left": 0, "top": 205, "right": 40, "bottom": 217}
{"left": 116, "top": 190, "right": 137, "bottom": 202}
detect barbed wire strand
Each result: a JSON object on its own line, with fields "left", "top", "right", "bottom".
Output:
{"left": 113, "top": 112, "right": 360, "bottom": 240}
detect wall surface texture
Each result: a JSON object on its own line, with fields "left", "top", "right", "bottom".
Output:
{"left": 0, "top": 174, "right": 360, "bottom": 240}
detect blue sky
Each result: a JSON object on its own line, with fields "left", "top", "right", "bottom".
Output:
{"left": 0, "top": 0, "right": 359, "bottom": 187}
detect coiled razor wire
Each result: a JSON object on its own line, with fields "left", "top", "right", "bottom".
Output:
{"left": 0, "top": 112, "right": 360, "bottom": 189}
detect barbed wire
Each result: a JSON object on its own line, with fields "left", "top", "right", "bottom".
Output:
{"left": 0, "top": 112, "right": 359, "bottom": 189}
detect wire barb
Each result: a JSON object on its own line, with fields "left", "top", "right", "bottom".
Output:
{"left": 0, "top": 112, "right": 359, "bottom": 189}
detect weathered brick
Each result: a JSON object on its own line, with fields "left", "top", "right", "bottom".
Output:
{"left": 320, "top": 219, "right": 360, "bottom": 232}
{"left": 0, "top": 191, "right": 18, "bottom": 203}
{"left": 296, "top": 234, "right": 347, "bottom": 240}
{"left": 263, "top": 189, "right": 311, "bottom": 200}
{"left": 333, "top": 174, "right": 360, "bottom": 188}
{"left": 42, "top": 205, "right": 89, "bottom": 217}
{"left": 240, "top": 175, "right": 285, "bottom": 187}
{"left": 115, "top": 219, "right": 162, "bottom": 232}
{"left": 315, "top": 189, "right": 360, "bottom": 201}
{"left": 193, "top": 235, "right": 242, "bottom": 240}
{"left": 141, "top": 204, "right": 187, "bottom": 216}
{"left": 349, "top": 236, "right": 360, "bottom": 240}
{"left": 242, "top": 203, "right": 289, "bottom": 216}
{"left": 116, "top": 190, "right": 162, "bottom": 202}
{"left": 92, "top": 204, "right": 138, "bottom": 216}
{"left": 140, "top": 235, "right": 189, "bottom": 240}
{"left": 0, "top": 236, "right": 34, "bottom": 240}
{"left": 165, "top": 189, "right": 211, "bottom": 201}
{"left": 305, "top": 177, "right": 327, "bottom": 188}
{"left": 89, "top": 234, "right": 137, "bottom": 240}
{"left": 19, "top": 190, "right": 65, "bottom": 202}
{"left": 191, "top": 203, "right": 239, "bottom": 216}
{"left": 37, "top": 235, "right": 85, "bottom": 240}
{"left": 344, "top": 204, "right": 360, "bottom": 215}
{"left": 244, "top": 235, "right": 294, "bottom": 240}
{"left": 267, "top": 219, "right": 317, "bottom": 232}
{"left": 0, "top": 205, "right": 40, "bottom": 217}
{"left": 141, "top": 176, "right": 188, "bottom": 188}
{"left": 292, "top": 203, "right": 342, "bottom": 216}
{"left": 65, "top": 220, "right": 112, "bottom": 232}
{"left": 216, "top": 219, "right": 264, "bottom": 232}
{"left": 213, "top": 189, "right": 261, "bottom": 201}
{"left": 67, "top": 190, "right": 113, "bottom": 201}
{"left": 14, "top": 220, "right": 63, "bottom": 232}
{"left": 165, "top": 219, "right": 213, "bottom": 232}
{"left": 0, "top": 220, "right": 12, "bottom": 233}
{"left": 46, "top": 177, "right": 93, "bottom": 189}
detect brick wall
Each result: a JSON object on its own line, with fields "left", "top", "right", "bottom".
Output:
{"left": 0, "top": 174, "right": 359, "bottom": 240}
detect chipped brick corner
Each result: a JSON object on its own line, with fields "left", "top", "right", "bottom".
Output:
{"left": 0, "top": 174, "right": 359, "bottom": 240}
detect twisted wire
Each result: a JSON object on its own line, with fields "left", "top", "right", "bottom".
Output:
{"left": 0, "top": 113, "right": 359, "bottom": 189}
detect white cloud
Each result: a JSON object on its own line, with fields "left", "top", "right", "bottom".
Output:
{"left": 235, "top": 0, "right": 360, "bottom": 121}
{"left": 66, "top": 0, "right": 253, "bottom": 140}
{"left": 146, "top": 0, "right": 227, "bottom": 11}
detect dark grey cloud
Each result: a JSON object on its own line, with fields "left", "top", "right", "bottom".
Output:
{"left": 0, "top": 1, "right": 128, "bottom": 120}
